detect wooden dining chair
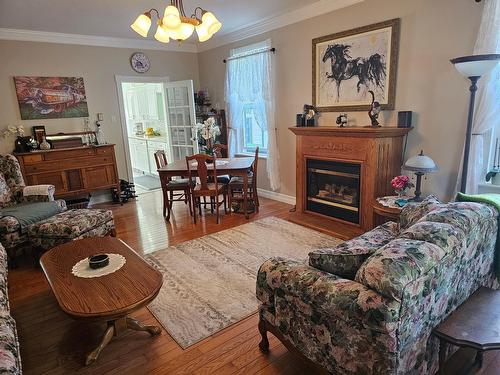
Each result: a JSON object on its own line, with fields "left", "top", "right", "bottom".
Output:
{"left": 186, "top": 153, "right": 228, "bottom": 224}
{"left": 154, "top": 150, "right": 192, "bottom": 221}
{"left": 228, "top": 147, "right": 259, "bottom": 214}
{"left": 210, "top": 143, "right": 230, "bottom": 184}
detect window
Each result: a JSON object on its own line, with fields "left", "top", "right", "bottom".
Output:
{"left": 242, "top": 104, "right": 268, "bottom": 155}
{"left": 228, "top": 40, "right": 272, "bottom": 156}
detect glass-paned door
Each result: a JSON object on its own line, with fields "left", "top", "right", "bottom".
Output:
{"left": 165, "top": 80, "right": 197, "bottom": 161}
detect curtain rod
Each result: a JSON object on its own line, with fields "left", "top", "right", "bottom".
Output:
{"left": 223, "top": 48, "right": 276, "bottom": 63}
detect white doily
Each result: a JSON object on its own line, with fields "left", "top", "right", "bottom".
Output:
{"left": 71, "top": 253, "right": 126, "bottom": 278}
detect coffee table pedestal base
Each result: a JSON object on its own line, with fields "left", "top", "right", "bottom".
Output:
{"left": 85, "top": 316, "right": 161, "bottom": 366}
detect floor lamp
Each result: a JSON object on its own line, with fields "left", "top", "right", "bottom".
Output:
{"left": 450, "top": 54, "right": 500, "bottom": 193}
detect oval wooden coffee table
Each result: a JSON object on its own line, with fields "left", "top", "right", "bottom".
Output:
{"left": 40, "top": 236, "right": 163, "bottom": 365}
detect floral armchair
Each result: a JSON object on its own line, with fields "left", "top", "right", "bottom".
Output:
{"left": 256, "top": 197, "right": 498, "bottom": 374}
{"left": 0, "top": 154, "right": 66, "bottom": 264}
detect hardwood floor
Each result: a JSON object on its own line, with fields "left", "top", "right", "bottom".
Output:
{"left": 7, "top": 190, "right": 500, "bottom": 374}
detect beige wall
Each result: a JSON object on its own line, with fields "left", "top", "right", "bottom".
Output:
{"left": 198, "top": 0, "right": 483, "bottom": 200}
{"left": 0, "top": 40, "right": 200, "bottom": 179}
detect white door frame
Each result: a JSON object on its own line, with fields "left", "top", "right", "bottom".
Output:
{"left": 115, "top": 75, "right": 169, "bottom": 182}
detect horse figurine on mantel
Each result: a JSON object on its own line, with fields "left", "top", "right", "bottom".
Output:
{"left": 322, "top": 44, "right": 386, "bottom": 101}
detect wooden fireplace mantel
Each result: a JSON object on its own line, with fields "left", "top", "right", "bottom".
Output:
{"left": 289, "top": 126, "right": 412, "bottom": 240}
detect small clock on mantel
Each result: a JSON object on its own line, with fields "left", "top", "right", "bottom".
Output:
{"left": 130, "top": 52, "right": 150, "bottom": 73}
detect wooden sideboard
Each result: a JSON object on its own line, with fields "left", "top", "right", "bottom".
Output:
{"left": 15, "top": 145, "right": 120, "bottom": 199}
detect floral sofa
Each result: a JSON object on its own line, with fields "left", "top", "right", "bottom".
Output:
{"left": 0, "top": 155, "right": 66, "bottom": 264}
{"left": 256, "top": 196, "right": 498, "bottom": 374}
{"left": 0, "top": 242, "right": 21, "bottom": 374}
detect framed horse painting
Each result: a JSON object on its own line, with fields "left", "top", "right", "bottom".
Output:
{"left": 313, "top": 18, "right": 400, "bottom": 112}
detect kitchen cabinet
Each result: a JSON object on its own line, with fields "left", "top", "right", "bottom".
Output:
{"left": 146, "top": 140, "right": 169, "bottom": 176}
{"left": 129, "top": 138, "right": 149, "bottom": 173}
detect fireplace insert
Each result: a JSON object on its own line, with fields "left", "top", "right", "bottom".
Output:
{"left": 306, "top": 159, "right": 360, "bottom": 224}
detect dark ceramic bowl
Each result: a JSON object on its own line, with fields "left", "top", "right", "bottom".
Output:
{"left": 88, "top": 254, "right": 109, "bottom": 269}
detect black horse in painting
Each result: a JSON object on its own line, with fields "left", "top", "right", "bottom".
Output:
{"left": 322, "top": 44, "right": 386, "bottom": 101}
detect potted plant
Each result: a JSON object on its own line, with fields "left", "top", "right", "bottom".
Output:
{"left": 391, "top": 175, "right": 414, "bottom": 197}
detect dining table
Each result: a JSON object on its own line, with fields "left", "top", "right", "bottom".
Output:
{"left": 157, "top": 157, "right": 254, "bottom": 219}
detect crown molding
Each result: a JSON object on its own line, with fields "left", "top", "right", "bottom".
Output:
{"left": 197, "top": 0, "right": 364, "bottom": 52}
{"left": 0, "top": 28, "right": 198, "bottom": 53}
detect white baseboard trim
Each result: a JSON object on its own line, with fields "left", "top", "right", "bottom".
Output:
{"left": 257, "top": 188, "right": 296, "bottom": 205}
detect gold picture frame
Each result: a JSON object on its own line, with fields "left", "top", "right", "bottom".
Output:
{"left": 312, "top": 18, "right": 400, "bottom": 112}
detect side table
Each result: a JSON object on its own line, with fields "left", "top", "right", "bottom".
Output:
{"left": 433, "top": 287, "right": 500, "bottom": 374}
{"left": 372, "top": 200, "right": 402, "bottom": 226}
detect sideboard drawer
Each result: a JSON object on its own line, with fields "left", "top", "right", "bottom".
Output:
{"left": 44, "top": 148, "right": 95, "bottom": 161}
{"left": 95, "top": 146, "right": 114, "bottom": 155}
{"left": 24, "top": 156, "right": 114, "bottom": 173}
{"left": 21, "top": 154, "right": 44, "bottom": 164}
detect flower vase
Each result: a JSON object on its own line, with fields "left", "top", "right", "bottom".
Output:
{"left": 395, "top": 188, "right": 408, "bottom": 198}
{"left": 40, "top": 136, "right": 51, "bottom": 150}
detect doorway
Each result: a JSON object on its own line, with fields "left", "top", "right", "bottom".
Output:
{"left": 116, "top": 76, "right": 197, "bottom": 195}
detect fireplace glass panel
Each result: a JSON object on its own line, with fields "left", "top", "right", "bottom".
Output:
{"left": 306, "top": 159, "right": 360, "bottom": 224}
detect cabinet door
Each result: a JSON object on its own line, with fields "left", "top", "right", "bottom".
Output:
{"left": 146, "top": 141, "right": 168, "bottom": 175}
{"left": 29, "top": 171, "right": 68, "bottom": 194}
{"left": 83, "top": 165, "right": 116, "bottom": 189}
{"left": 129, "top": 138, "right": 149, "bottom": 173}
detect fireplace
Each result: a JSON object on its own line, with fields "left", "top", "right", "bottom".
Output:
{"left": 289, "top": 126, "right": 411, "bottom": 239}
{"left": 307, "top": 159, "right": 360, "bottom": 224}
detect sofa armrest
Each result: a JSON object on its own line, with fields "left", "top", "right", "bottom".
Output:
{"left": 11, "top": 185, "right": 55, "bottom": 203}
{"left": 257, "top": 257, "right": 400, "bottom": 333}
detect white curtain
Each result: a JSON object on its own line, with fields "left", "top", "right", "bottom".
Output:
{"left": 225, "top": 49, "right": 281, "bottom": 191}
{"left": 456, "top": 0, "right": 500, "bottom": 194}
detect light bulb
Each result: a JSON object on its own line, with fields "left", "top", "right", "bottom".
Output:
{"left": 201, "top": 11, "right": 222, "bottom": 35}
{"left": 163, "top": 5, "right": 181, "bottom": 29}
{"left": 154, "top": 24, "right": 170, "bottom": 43}
{"left": 131, "top": 13, "right": 152, "bottom": 38}
{"left": 195, "top": 23, "right": 212, "bottom": 42}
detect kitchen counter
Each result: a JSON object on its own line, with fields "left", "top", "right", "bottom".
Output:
{"left": 128, "top": 135, "right": 168, "bottom": 143}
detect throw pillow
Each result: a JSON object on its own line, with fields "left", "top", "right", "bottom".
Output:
{"left": 309, "top": 221, "right": 399, "bottom": 279}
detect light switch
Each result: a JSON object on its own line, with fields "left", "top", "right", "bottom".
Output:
{"left": 97, "top": 113, "right": 104, "bottom": 121}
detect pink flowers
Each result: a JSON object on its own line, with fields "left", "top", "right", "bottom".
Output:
{"left": 391, "top": 175, "right": 414, "bottom": 191}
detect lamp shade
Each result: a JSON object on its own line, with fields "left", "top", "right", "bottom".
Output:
{"left": 195, "top": 23, "right": 212, "bottom": 42}
{"left": 404, "top": 150, "right": 438, "bottom": 173}
{"left": 202, "top": 11, "right": 222, "bottom": 35}
{"left": 450, "top": 54, "right": 500, "bottom": 78}
{"left": 163, "top": 5, "right": 181, "bottom": 29}
{"left": 168, "top": 22, "right": 195, "bottom": 41}
{"left": 131, "top": 13, "right": 152, "bottom": 38}
{"left": 154, "top": 24, "right": 170, "bottom": 43}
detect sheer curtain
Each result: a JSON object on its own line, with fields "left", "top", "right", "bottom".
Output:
{"left": 456, "top": 0, "right": 500, "bottom": 194}
{"left": 225, "top": 46, "right": 281, "bottom": 190}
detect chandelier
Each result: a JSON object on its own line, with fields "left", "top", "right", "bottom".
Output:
{"left": 131, "top": 0, "right": 221, "bottom": 43}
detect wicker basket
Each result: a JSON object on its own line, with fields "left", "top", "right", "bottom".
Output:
{"left": 66, "top": 198, "right": 90, "bottom": 210}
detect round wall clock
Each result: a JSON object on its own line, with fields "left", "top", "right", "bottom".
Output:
{"left": 130, "top": 52, "right": 150, "bottom": 73}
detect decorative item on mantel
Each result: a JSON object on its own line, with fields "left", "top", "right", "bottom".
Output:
{"left": 195, "top": 116, "right": 221, "bottom": 156}
{"left": 403, "top": 150, "right": 438, "bottom": 202}
{"left": 366, "top": 90, "right": 381, "bottom": 127}
{"left": 336, "top": 113, "right": 348, "bottom": 127}
{"left": 296, "top": 104, "right": 318, "bottom": 127}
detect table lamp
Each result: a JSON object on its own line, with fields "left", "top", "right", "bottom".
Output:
{"left": 450, "top": 53, "right": 500, "bottom": 193}
{"left": 403, "top": 150, "right": 438, "bottom": 201}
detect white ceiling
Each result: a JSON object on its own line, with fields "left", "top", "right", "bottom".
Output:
{"left": 0, "top": 0, "right": 320, "bottom": 39}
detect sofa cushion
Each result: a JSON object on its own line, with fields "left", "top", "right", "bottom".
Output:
{"left": 28, "top": 209, "right": 113, "bottom": 239}
{"left": 0, "top": 315, "right": 21, "bottom": 375}
{"left": 0, "top": 174, "right": 12, "bottom": 208}
{"left": 399, "top": 221, "right": 465, "bottom": 252}
{"left": 355, "top": 238, "right": 446, "bottom": 301}
{"left": 309, "top": 222, "right": 399, "bottom": 279}
{"left": 400, "top": 195, "right": 442, "bottom": 229}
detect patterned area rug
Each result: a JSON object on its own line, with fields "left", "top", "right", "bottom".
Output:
{"left": 145, "top": 216, "right": 342, "bottom": 348}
